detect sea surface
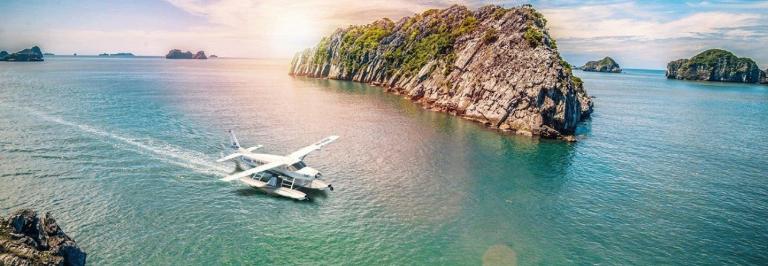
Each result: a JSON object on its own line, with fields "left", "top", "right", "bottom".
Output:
{"left": 1, "top": 58, "right": 766, "bottom": 265}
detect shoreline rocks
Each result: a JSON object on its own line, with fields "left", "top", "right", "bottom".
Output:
{"left": 289, "top": 5, "right": 592, "bottom": 140}
{"left": 761, "top": 68, "right": 768, "bottom": 84}
{"left": 165, "top": 49, "right": 207, "bottom": 59}
{"left": 666, "top": 49, "right": 765, "bottom": 84}
{"left": 0, "top": 209, "right": 86, "bottom": 266}
{"left": 0, "top": 46, "right": 44, "bottom": 62}
{"left": 579, "top": 57, "right": 621, "bottom": 73}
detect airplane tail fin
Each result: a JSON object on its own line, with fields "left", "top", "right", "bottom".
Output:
{"left": 228, "top": 130, "right": 241, "bottom": 149}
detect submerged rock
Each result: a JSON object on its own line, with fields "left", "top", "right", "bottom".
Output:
{"left": 579, "top": 56, "right": 621, "bottom": 73}
{"left": 1, "top": 46, "right": 44, "bottom": 61}
{"left": 165, "top": 49, "right": 207, "bottom": 59}
{"left": 290, "top": 5, "right": 592, "bottom": 139}
{"left": 666, "top": 49, "right": 765, "bottom": 84}
{"left": 0, "top": 209, "right": 86, "bottom": 266}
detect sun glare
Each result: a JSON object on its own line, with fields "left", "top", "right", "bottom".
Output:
{"left": 268, "top": 12, "right": 320, "bottom": 57}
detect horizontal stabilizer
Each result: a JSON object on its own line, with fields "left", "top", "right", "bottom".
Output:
{"left": 244, "top": 145, "right": 263, "bottom": 152}
{"left": 216, "top": 152, "right": 243, "bottom": 163}
{"left": 220, "top": 161, "right": 285, "bottom": 182}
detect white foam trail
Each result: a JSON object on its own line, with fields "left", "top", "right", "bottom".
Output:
{"left": 25, "top": 108, "right": 230, "bottom": 177}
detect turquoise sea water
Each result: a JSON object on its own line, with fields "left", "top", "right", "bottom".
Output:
{"left": 1, "top": 58, "right": 766, "bottom": 265}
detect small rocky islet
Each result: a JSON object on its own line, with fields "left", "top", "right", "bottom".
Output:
{"left": 578, "top": 57, "right": 622, "bottom": 73}
{"left": 165, "top": 49, "right": 208, "bottom": 59}
{"left": 0, "top": 209, "right": 86, "bottom": 266}
{"left": 98, "top": 52, "right": 135, "bottom": 57}
{"left": 0, "top": 46, "right": 44, "bottom": 62}
{"left": 290, "top": 4, "right": 593, "bottom": 140}
{"left": 667, "top": 49, "right": 768, "bottom": 85}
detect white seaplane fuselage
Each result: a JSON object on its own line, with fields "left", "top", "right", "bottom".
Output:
{"left": 218, "top": 132, "right": 338, "bottom": 201}
{"left": 235, "top": 153, "right": 332, "bottom": 191}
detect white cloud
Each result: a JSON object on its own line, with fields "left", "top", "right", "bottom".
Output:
{"left": 5, "top": 0, "right": 767, "bottom": 68}
{"left": 540, "top": 2, "right": 768, "bottom": 69}
{"left": 156, "top": 0, "right": 462, "bottom": 57}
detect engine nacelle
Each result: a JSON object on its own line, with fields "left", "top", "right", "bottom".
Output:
{"left": 295, "top": 167, "right": 321, "bottom": 178}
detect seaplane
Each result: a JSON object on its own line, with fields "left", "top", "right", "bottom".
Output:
{"left": 217, "top": 130, "right": 338, "bottom": 200}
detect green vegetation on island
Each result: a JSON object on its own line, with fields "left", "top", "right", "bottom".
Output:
{"left": 667, "top": 49, "right": 766, "bottom": 84}
{"left": 290, "top": 5, "right": 591, "bottom": 140}
{"left": 579, "top": 57, "right": 622, "bottom": 73}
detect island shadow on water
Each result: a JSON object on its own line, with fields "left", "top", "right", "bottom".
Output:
{"left": 293, "top": 77, "right": 594, "bottom": 142}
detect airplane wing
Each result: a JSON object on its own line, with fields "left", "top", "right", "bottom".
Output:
{"left": 220, "top": 161, "right": 284, "bottom": 182}
{"left": 287, "top": 136, "right": 339, "bottom": 160}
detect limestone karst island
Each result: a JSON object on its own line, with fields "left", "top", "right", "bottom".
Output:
{"left": 667, "top": 49, "right": 768, "bottom": 84}
{"left": 291, "top": 5, "right": 592, "bottom": 140}
{"left": 165, "top": 49, "right": 208, "bottom": 59}
{"left": 1, "top": 1, "right": 767, "bottom": 265}
{"left": 579, "top": 57, "right": 622, "bottom": 73}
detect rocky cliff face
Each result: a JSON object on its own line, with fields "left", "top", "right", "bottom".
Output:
{"left": 666, "top": 49, "right": 765, "bottom": 84}
{"left": 0, "top": 209, "right": 86, "bottom": 266}
{"left": 580, "top": 57, "right": 621, "bottom": 73}
{"left": 0, "top": 46, "right": 44, "bottom": 62}
{"left": 290, "top": 5, "right": 592, "bottom": 139}
{"left": 192, "top": 51, "right": 207, "bottom": 59}
{"left": 761, "top": 68, "right": 768, "bottom": 84}
{"left": 165, "top": 49, "right": 207, "bottom": 59}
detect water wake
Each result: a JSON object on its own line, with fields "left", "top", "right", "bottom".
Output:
{"left": 25, "top": 108, "right": 231, "bottom": 177}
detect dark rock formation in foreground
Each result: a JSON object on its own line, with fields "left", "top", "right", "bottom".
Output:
{"left": 165, "top": 49, "right": 207, "bottom": 59}
{"left": 0, "top": 209, "right": 86, "bottom": 266}
{"left": 666, "top": 49, "right": 765, "bottom": 84}
{"left": 579, "top": 57, "right": 621, "bottom": 73}
{"left": 0, "top": 46, "right": 44, "bottom": 61}
{"left": 290, "top": 5, "right": 592, "bottom": 140}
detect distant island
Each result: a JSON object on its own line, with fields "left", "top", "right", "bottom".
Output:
{"left": 0, "top": 209, "right": 87, "bottom": 265}
{"left": 290, "top": 4, "right": 592, "bottom": 140}
{"left": 579, "top": 57, "right": 622, "bottom": 73}
{"left": 210, "top": 54, "right": 218, "bottom": 58}
{"left": 667, "top": 49, "right": 767, "bottom": 84}
{"left": 165, "top": 49, "right": 207, "bottom": 59}
{"left": 98, "top": 52, "right": 136, "bottom": 57}
{"left": 0, "top": 46, "right": 44, "bottom": 61}
{"left": 43, "top": 52, "right": 55, "bottom": 56}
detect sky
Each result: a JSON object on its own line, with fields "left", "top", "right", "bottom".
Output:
{"left": 0, "top": 0, "right": 766, "bottom": 69}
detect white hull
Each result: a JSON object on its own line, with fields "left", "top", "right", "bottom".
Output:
{"left": 239, "top": 177, "right": 307, "bottom": 200}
